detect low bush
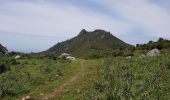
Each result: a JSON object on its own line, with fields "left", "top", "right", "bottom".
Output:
{"left": 94, "top": 80, "right": 105, "bottom": 92}
{"left": 39, "top": 65, "right": 52, "bottom": 73}
{"left": 0, "top": 72, "right": 30, "bottom": 98}
{"left": 56, "top": 68, "right": 63, "bottom": 76}
{"left": 94, "top": 54, "right": 170, "bottom": 99}
{"left": 30, "top": 76, "right": 45, "bottom": 86}
{"left": 0, "top": 63, "right": 10, "bottom": 74}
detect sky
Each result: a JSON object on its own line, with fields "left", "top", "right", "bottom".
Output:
{"left": 0, "top": 0, "right": 170, "bottom": 52}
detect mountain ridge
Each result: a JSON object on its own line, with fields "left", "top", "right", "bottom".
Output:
{"left": 0, "top": 44, "right": 8, "bottom": 54}
{"left": 44, "top": 29, "right": 132, "bottom": 58}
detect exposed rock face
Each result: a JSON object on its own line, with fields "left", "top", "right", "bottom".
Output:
{"left": 79, "top": 29, "right": 87, "bottom": 35}
{"left": 0, "top": 44, "right": 8, "bottom": 54}
{"left": 147, "top": 48, "right": 160, "bottom": 56}
{"left": 45, "top": 29, "right": 132, "bottom": 58}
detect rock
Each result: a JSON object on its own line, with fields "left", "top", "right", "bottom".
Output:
{"left": 55, "top": 74, "right": 60, "bottom": 79}
{"left": 77, "top": 90, "right": 81, "bottom": 94}
{"left": 59, "top": 53, "right": 70, "bottom": 59}
{"left": 40, "top": 93, "right": 44, "bottom": 96}
{"left": 0, "top": 44, "right": 8, "bottom": 54}
{"left": 139, "top": 54, "right": 146, "bottom": 59}
{"left": 15, "top": 55, "right": 21, "bottom": 59}
{"left": 66, "top": 56, "right": 76, "bottom": 61}
{"left": 22, "top": 96, "right": 31, "bottom": 100}
{"left": 22, "top": 97, "right": 26, "bottom": 100}
{"left": 126, "top": 56, "right": 132, "bottom": 59}
{"left": 79, "top": 29, "right": 87, "bottom": 35}
{"left": 59, "top": 53, "right": 76, "bottom": 61}
{"left": 147, "top": 48, "right": 160, "bottom": 56}
{"left": 25, "top": 96, "right": 31, "bottom": 100}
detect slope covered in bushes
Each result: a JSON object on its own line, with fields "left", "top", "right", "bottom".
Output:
{"left": 45, "top": 29, "right": 132, "bottom": 58}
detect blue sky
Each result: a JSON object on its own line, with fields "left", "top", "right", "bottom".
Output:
{"left": 0, "top": 0, "right": 170, "bottom": 52}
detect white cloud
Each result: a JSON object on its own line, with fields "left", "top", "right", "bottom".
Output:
{"left": 0, "top": 0, "right": 130, "bottom": 39}
{"left": 92, "top": 0, "right": 170, "bottom": 38}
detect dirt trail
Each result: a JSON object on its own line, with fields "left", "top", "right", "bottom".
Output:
{"left": 43, "top": 61, "right": 84, "bottom": 100}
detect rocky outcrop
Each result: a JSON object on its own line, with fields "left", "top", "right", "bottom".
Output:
{"left": 59, "top": 53, "right": 71, "bottom": 59}
{"left": 0, "top": 44, "right": 8, "bottom": 54}
{"left": 59, "top": 53, "right": 76, "bottom": 61}
{"left": 147, "top": 48, "right": 160, "bottom": 56}
{"left": 45, "top": 29, "right": 132, "bottom": 58}
{"left": 66, "top": 56, "right": 76, "bottom": 61}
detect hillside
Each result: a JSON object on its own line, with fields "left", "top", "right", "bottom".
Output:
{"left": 45, "top": 29, "right": 132, "bottom": 58}
{"left": 0, "top": 38, "right": 170, "bottom": 100}
{"left": 1, "top": 52, "right": 169, "bottom": 100}
{"left": 0, "top": 44, "right": 8, "bottom": 54}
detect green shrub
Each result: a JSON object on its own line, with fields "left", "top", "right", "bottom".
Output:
{"left": 94, "top": 81, "right": 105, "bottom": 92}
{"left": 136, "top": 38, "right": 170, "bottom": 50}
{"left": 43, "top": 53, "right": 57, "bottom": 60}
{"left": 30, "top": 76, "right": 45, "bottom": 86}
{"left": 0, "top": 63, "right": 10, "bottom": 73}
{"left": 166, "top": 61, "right": 170, "bottom": 69}
{"left": 39, "top": 65, "right": 52, "bottom": 73}
{"left": 9, "top": 58, "right": 20, "bottom": 65}
{"left": 123, "top": 50, "right": 134, "bottom": 57}
{"left": 0, "top": 72, "right": 30, "bottom": 98}
{"left": 56, "top": 69, "right": 63, "bottom": 76}
{"left": 83, "top": 92, "right": 96, "bottom": 100}
{"left": 94, "top": 54, "right": 170, "bottom": 99}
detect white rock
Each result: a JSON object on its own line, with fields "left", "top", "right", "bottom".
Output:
{"left": 77, "top": 89, "right": 81, "bottom": 94}
{"left": 147, "top": 49, "right": 160, "bottom": 56}
{"left": 66, "top": 56, "right": 76, "bottom": 61}
{"left": 126, "top": 56, "right": 132, "bottom": 59}
{"left": 22, "top": 97, "right": 26, "bottom": 100}
{"left": 40, "top": 93, "right": 44, "bottom": 96}
{"left": 59, "top": 53, "right": 76, "bottom": 61}
{"left": 55, "top": 74, "right": 60, "bottom": 79}
{"left": 15, "top": 55, "right": 21, "bottom": 59}
{"left": 26, "top": 96, "right": 31, "bottom": 100}
{"left": 139, "top": 54, "right": 146, "bottom": 59}
{"left": 59, "top": 53, "right": 70, "bottom": 59}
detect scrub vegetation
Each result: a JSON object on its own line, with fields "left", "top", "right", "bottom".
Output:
{"left": 0, "top": 30, "right": 170, "bottom": 100}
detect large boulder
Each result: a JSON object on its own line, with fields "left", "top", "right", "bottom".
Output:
{"left": 59, "top": 53, "right": 70, "bottom": 59}
{"left": 125, "top": 56, "right": 132, "bottom": 59}
{"left": 147, "top": 48, "right": 160, "bottom": 56}
{"left": 21, "top": 96, "right": 31, "bottom": 100}
{"left": 59, "top": 53, "right": 76, "bottom": 61}
{"left": 66, "top": 56, "right": 76, "bottom": 61}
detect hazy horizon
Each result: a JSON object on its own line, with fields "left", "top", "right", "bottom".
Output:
{"left": 0, "top": 0, "right": 170, "bottom": 52}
